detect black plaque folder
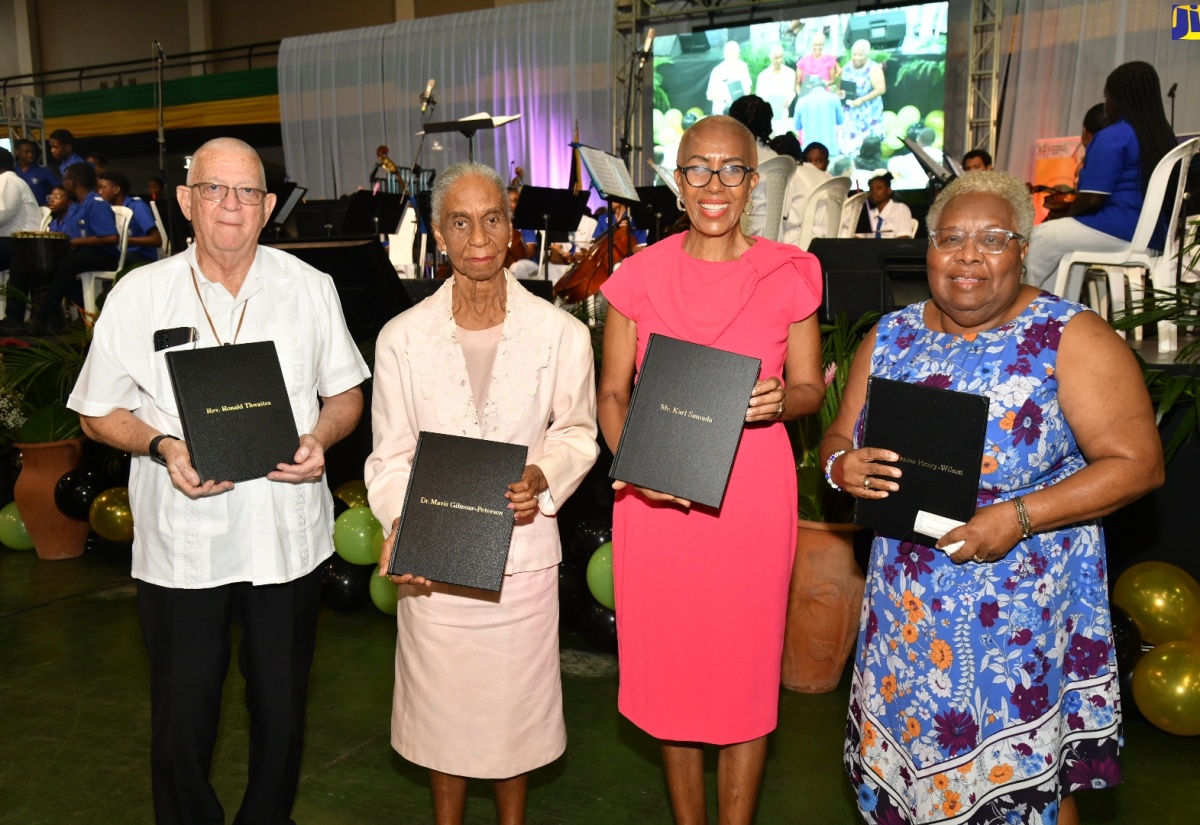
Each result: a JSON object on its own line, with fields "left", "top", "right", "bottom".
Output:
{"left": 610, "top": 334, "right": 761, "bottom": 509}
{"left": 853, "top": 377, "right": 990, "bottom": 544}
{"left": 387, "top": 433, "right": 528, "bottom": 591}
{"left": 165, "top": 341, "right": 300, "bottom": 483}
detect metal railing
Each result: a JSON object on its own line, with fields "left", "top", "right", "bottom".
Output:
{"left": 0, "top": 41, "right": 281, "bottom": 97}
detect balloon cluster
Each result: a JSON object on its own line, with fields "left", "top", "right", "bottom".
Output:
{"left": 52, "top": 469, "right": 133, "bottom": 556}
{"left": 1112, "top": 561, "right": 1200, "bottom": 736}
{"left": 559, "top": 522, "right": 618, "bottom": 653}
{"left": 323, "top": 480, "right": 398, "bottom": 615}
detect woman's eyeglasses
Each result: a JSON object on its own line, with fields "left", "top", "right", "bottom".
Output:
{"left": 677, "top": 165, "right": 754, "bottom": 188}
{"left": 929, "top": 228, "right": 1024, "bottom": 254}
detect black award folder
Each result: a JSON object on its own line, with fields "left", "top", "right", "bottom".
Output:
{"left": 853, "top": 377, "right": 990, "bottom": 544}
{"left": 387, "top": 432, "right": 528, "bottom": 591}
{"left": 165, "top": 341, "right": 300, "bottom": 483}
{"left": 609, "top": 334, "right": 761, "bottom": 509}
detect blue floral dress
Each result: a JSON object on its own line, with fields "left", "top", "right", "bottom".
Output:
{"left": 839, "top": 58, "right": 884, "bottom": 156}
{"left": 845, "top": 294, "right": 1122, "bottom": 825}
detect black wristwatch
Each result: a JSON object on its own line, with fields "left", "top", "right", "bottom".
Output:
{"left": 149, "top": 434, "right": 179, "bottom": 466}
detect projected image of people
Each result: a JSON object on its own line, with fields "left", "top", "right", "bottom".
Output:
{"left": 652, "top": 2, "right": 948, "bottom": 193}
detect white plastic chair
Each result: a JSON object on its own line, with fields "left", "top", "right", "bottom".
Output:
{"left": 838, "top": 191, "right": 869, "bottom": 238}
{"left": 909, "top": 217, "right": 920, "bottom": 238}
{"left": 796, "top": 176, "right": 851, "bottom": 250}
{"left": 1052, "top": 137, "right": 1200, "bottom": 353}
{"left": 149, "top": 200, "right": 170, "bottom": 258}
{"left": 746, "top": 154, "right": 798, "bottom": 242}
{"left": 38, "top": 206, "right": 52, "bottom": 231}
{"left": 79, "top": 204, "right": 132, "bottom": 317}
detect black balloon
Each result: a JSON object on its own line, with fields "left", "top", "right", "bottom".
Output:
{"left": 320, "top": 554, "right": 374, "bottom": 612}
{"left": 579, "top": 600, "right": 618, "bottom": 654}
{"left": 55, "top": 470, "right": 107, "bottom": 521}
{"left": 560, "top": 522, "right": 613, "bottom": 630}
{"left": 1112, "top": 605, "right": 1143, "bottom": 676}
{"left": 332, "top": 497, "right": 350, "bottom": 520}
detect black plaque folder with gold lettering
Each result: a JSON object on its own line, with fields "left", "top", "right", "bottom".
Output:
{"left": 387, "top": 432, "right": 528, "bottom": 591}
{"left": 609, "top": 334, "right": 760, "bottom": 509}
{"left": 854, "top": 377, "right": 989, "bottom": 544}
{"left": 165, "top": 341, "right": 300, "bottom": 483}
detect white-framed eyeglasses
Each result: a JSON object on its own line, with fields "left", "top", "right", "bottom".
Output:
{"left": 929, "top": 228, "right": 1024, "bottom": 254}
{"left": 191, "top": 182, "right": 267, "bottom": 206}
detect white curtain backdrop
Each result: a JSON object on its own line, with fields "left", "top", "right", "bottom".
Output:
{"left": 278, "top": 0, "right": 612, "bottom": 199}
{"left": 995, "top": 0, "right": 1200, "bottom": 180}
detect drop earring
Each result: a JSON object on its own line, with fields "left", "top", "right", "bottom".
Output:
{"left": 744, "top": 201, "right": 756, "bottom": 216}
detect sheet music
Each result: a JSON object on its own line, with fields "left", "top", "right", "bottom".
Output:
{"left": 902, "top": 138, "right": 952, "bottom": 184}
{"left": 461, "top": 112, "right": 522, "bottom": 127}
{"left": 577, "top": 145, "right": 640, "bottom": 202}
{"left": 647, "top": 161, "right": 681, "bottom": 196}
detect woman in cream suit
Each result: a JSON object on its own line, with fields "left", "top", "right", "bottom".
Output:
{"left": 365, "top": 161, "right": 599, "bottom": 825}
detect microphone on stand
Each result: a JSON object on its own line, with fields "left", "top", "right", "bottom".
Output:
{"left": 420, "top": 78, "right": 436, "bottom": 113}
{"left": 1167, "top": 82, "right": 1177, "bottom": 128}
{"left": 1168, "top": 82, "right": 1178, "bottom": 98}
{"left": 153, "top": 40, "right": 166, "bottom": 61}
{"left": 636, "top": 28, "right": 656, "bottom": 72}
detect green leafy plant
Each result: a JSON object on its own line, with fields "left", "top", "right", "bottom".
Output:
{"left": 0, "top": 322, "right": 90, "bottom": 444}
{"left": 787, "top": 311, "right": 878, "bottom": 523}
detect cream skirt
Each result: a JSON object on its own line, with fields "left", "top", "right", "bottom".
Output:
{"left": 391, "top": 565, "right": 565, "bottom": 778}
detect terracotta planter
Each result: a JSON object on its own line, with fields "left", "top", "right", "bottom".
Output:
{"left": 781, "top": 519, "right": 865, "bottom": 693}
{"left": 13, "top": 437, "right": 90, "bottom": 560}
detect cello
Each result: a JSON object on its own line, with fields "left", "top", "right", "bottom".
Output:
{"left": 553, "top": 220, "right": 633, "bottom": 303}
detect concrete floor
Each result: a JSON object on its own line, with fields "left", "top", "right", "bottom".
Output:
{"left": 1, "top": 545, "right": 1197, "bottom": 824}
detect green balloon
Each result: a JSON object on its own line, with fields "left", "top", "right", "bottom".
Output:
{"left": 370, "top": 566, "right": 399, "bottom": 615}
{"left": 586, "top": 541, "right": 616, "bottom": 611}
{"left": 333, "top": 480, "right": 370, "bottom": 508}
{"left": 0, "top": 501, "right": 35, "bottom": 550}
{"left": 333, "top": 507, "right": 382, "bottom": 566}
{"left": 90, "top": 487, "right": 133, "bottom": 543}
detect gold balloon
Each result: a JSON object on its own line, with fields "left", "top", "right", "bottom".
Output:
{"left": 89, "top": 487, "right": 134, "bottom": 543}
{"left": 1132, "top": 641, "right": 1200, "bottom": 736}
{"left": 1112, "top": 561, "right": 1200, "bottom": 645}
{"left": 333, "top": 480, "right": 370, "bottom": 509}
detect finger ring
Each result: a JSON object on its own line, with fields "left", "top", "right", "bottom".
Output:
{"left": 863, "top": 477, "right": 871, "bottom": 490}
{"left": 776, "top": 399, "right": 785, "bottom": 417}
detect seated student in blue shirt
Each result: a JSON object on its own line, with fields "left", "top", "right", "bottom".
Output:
{"left": 592, "top": 201, "right": 648, "bottom": 246}
{"left": 1025, "top": 61, "right": 1178, "bottom": 292}
{"left": 48, "top": 129, "right": 87, "bottom": 183}
{"left": 13, "top": 140, "right": 57, "bottom": 205}
{"left": 45, "top": 185, "right": 70, "bottom": 232}
{"left": 97, "top": 170, "right": 162, "bottom": 262}
{"left": 0, "top": 162, "right": 119, "bottom": 335}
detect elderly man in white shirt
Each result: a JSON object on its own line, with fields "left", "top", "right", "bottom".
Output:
{"left": 67, "top": 137, "right": 370, "bottom": 825}
{"left": 0, "top": 147, "right": 45, "bottom": 272}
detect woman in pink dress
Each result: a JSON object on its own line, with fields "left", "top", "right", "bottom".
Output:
{"left": 598, "top": 116, "right": 825, "bottom": 824}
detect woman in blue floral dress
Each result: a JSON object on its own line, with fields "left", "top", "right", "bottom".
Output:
{"left": 839, "top": 39, "right": 886, "bottom": 156}
{"left": 822, "top": 172, "right": 1164, "bottom": 825}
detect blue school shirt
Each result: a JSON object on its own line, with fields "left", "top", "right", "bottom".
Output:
{"left": 16, "top": 164, "right": 57, "bottom": 205}
{"left": 1075, "top": 119, "right": 1143, "bottom": 243}
{"left": 122, "top": 196, "right": 159, "bottom": 261}
{"left": 64, "top": 195, "right": 120, "bottom": 259}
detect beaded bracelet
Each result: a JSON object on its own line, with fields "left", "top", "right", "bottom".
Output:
{"left": 1013, "top": 496, "right": 1033, "bottom": 539}
{"left": 824, "top": 450, "right": 847, "bottom": 491}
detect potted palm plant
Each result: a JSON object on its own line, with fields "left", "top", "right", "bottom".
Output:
{"left": 1, "top": 326, "right": 91, "bottom": 559}
{"left": 781, "top": 311, "right": 877, "bottom": 693}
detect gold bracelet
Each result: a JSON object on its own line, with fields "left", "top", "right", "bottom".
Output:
{"left": 1013, "top": 496, "right": 1033, "bottom": 539}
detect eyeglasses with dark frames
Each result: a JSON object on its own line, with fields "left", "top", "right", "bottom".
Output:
{"left": 677, "top": 164, "right": 755, "bottom": 188}
{"left": 929, "top": 228, "right": 1024, "bottom": 255}
{"left": 191, "top": 182, "right": 268, "bottom": 206}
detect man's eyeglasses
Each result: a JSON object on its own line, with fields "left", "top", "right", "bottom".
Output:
{"left": 929, "top": 228, "right": 1024, "bottom": 254}
{"left": 677, "top": 164, "right": 754, "bottom": 188}
{"left": 191, "top": 182, "right": 267, "bottom": 206}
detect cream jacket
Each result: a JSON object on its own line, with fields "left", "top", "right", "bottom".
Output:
{"left": 365, "top": 272, "right": 599, "bottom": 574}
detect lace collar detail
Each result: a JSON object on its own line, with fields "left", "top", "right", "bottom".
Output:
{"left": 404, "top": 270, "right": 552, "bottom": 437}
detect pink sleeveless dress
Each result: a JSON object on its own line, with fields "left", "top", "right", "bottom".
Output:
{"left": 602, "top": 232, "right": 822, "bottom": 743}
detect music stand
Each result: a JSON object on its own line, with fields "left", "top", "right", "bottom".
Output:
{"left": 420, "top": 113, "right": 521, "bottom": 162}
{"left": 341, "top": 191, "right": 406, "bottom": 236}
{"left": 902, "top": 138, "right": 953, "bottom": 186}
{"left": 270, "top": 184, "right": 307, "bottom": 229}
{"left": 512, "top": 186, "right": 590, "bottom": 278}
{"left": 576, "top": 144, "right": 640, "bottom": 206}
{"left": 630, "top": 186, "right": 683, "bottom": 245}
